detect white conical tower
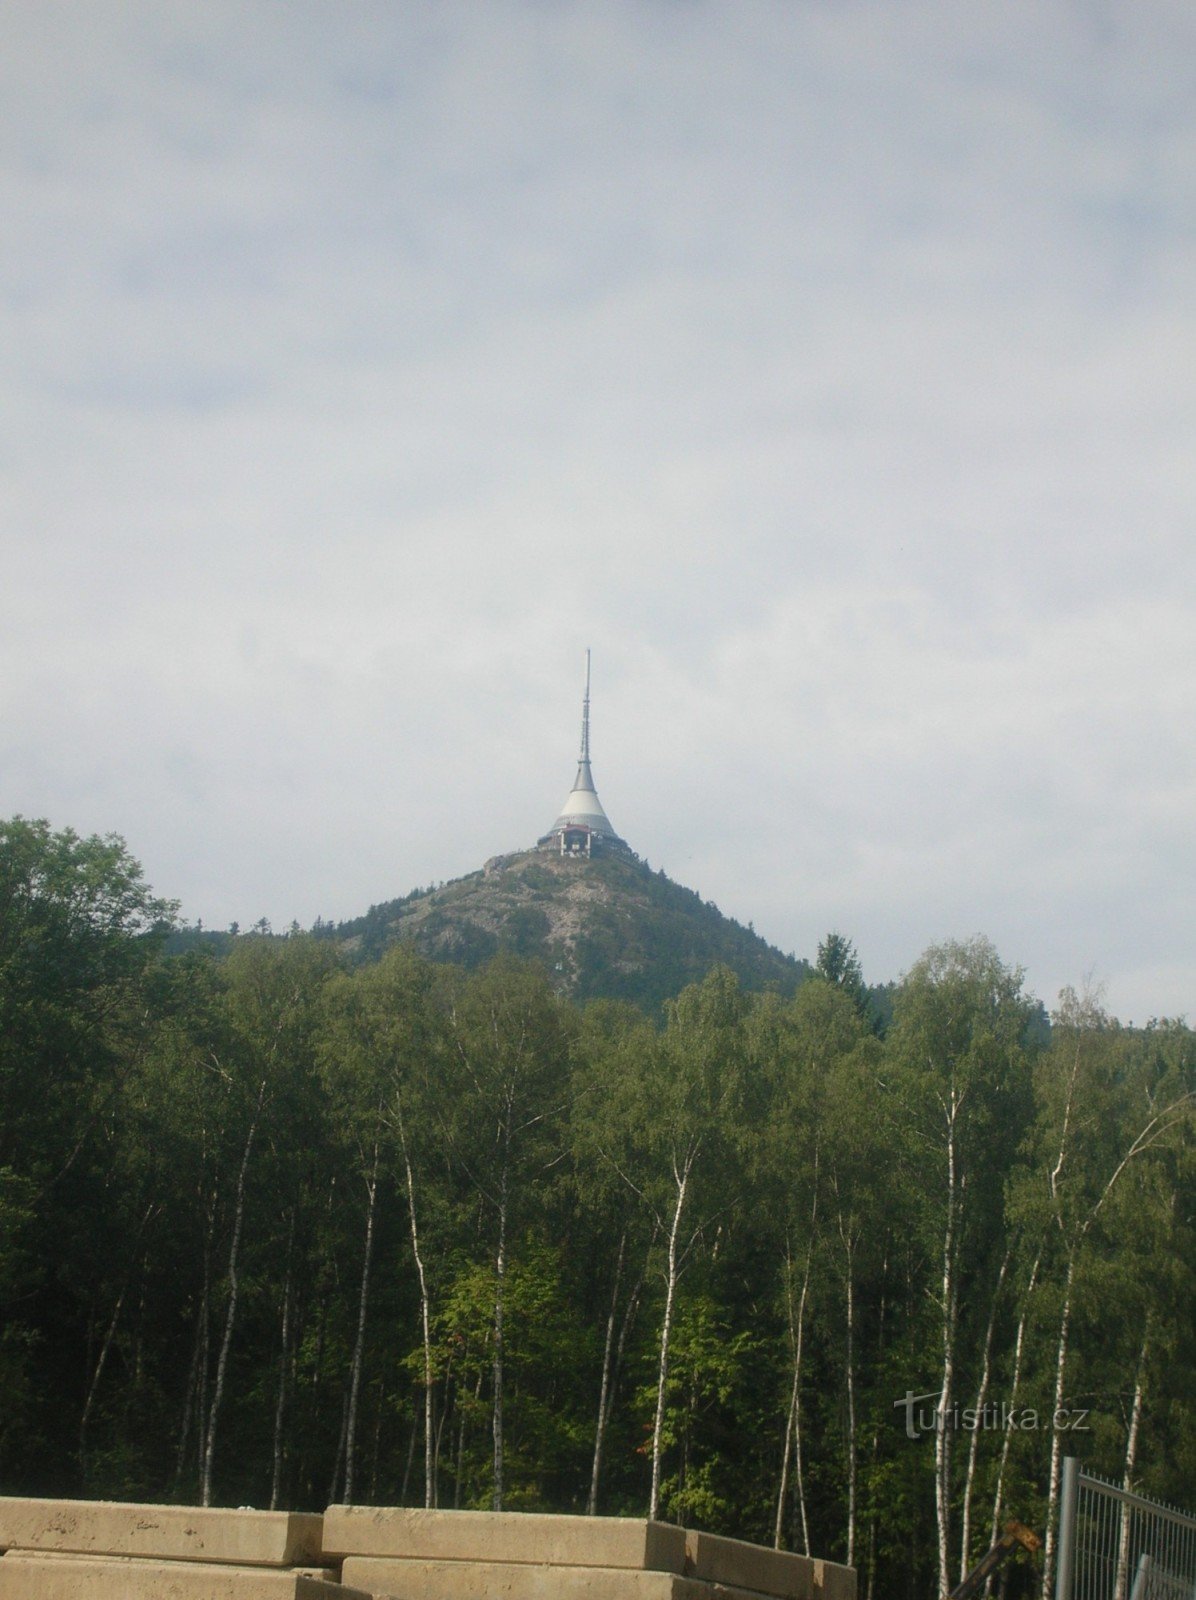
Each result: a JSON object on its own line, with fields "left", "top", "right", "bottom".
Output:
{"left": 542, "top": 651, "right": 622, "bottom": 854}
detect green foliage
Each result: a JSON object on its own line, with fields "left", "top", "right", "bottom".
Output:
{"left": 640, "top": 1293, "right": 762, "bottom": 1528}
{"left": 1, "top": 812, "right": 1194, "bottom": 1600}
{"left": 815, "top": 933, "right": 874, "bottom": 1029}
{"left": 0, "top": 818, "right": 176, "bottom": 1490}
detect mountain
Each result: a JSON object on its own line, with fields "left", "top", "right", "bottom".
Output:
{"left": 326, "top": 846, "right": 811, "bottom": 1014}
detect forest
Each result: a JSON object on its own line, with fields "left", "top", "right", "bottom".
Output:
{"left": 1, "top": 816, "right": 1193, "bottom": 1600}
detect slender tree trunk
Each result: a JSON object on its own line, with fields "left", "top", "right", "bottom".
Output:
{"left": 792, "top": 1220, "right": 817, "bottom": 1554}
{"left": 591, "top": 1232, "right": 649, "bottom": 1510}
{"left": 270, "top": 1211, "right": 296, "bottom": 1511}
{"left": 960, "top": 1249, "right": 1010, "bottom": 1580}
{"left": 775, "top": 1222, "right": 816, "bottom": 1553}
{"left": 400, "top": 1407, "right": 419, "bottom": 1503}
{"left": 78, "top": 1199, "right": 157, "bottom": 1472}
{"left": 863, "top": 1249, "right": 891, "bottom": 1600}
{"left": 180, "top": 1271, "right": 212, "bottom": 1496}
{"left": 175, "top": 1178, "right": 217, "bottom": 1496}
{"left": 433, "top": 1361, "right": 454, "bottom": 1498}
{"left": 201, "top": 1082, "right": 265, "bottom": 1507}
{"left": 588, "top": 1228, "right": 626, "bottom": 1515}
{"left": 396, "top": 1104, "right": 435, "bottom": 1509}
{"left": 344, "top": 1137, "right": 381, "bottom": 1505}
{"left": 368, "top": 1378, "right": 385, "bottom": 1503}
{"left": 1041, "top": 1252, "right": 1077, "bottom": 1600}
{"left": 774, "top": 1264, "right": 799, "bottom": 1549}
{"left": 650, "top": 1159, "right": 690, "bottom": 1521}
{"left": 173, "top": 1282, "right": 205, "bottom": 1495}
{"left": 329, "top": 1388, "right": 349, "bottom": 1505}
{"left": 452, "top": 1378, "right": 468, "bottom": 1509}
{"left": 1122, "top": 1326, "right": 1147, "bottom": 1490}
{"left": 936, "top": 1102, "right": 961, "bottom": 1600}
{"left": 454, "top": 1366, "right": 484, "bottom": 1509}
{"left": 78, "top": 1281, "right": 128, "bottom": 1471}
{"left": 1114, "top": 1324, "right": 1150, "bottom": 1600}
{"left": 843, "top": 1230, "right": 858, "bottom": 1568}
{"left": 492, "top": 1158, "right": 509, "bottom": 1511}
{"left": 990, "top": 1250, "right": 1040, "bottom": 1551}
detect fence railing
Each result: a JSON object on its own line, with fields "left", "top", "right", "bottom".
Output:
{"left": 1056, "top": 1458, "right": 1196, "bottom": 1600}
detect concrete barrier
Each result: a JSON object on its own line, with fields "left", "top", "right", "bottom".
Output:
{"left": 0, "top": 1498, "right": 323, "bottom": 1567}
{"left": 0, "top": 1550, "right": 371, "bottom": 1599}
{"left": 322, "top": 1508, "right": 688, "bottom": 1573}
{"left": 0, "top": 1493, "right": 856, "bottom": 1600}
{"left": 684, "top": 1530, "right": 814, "bottom": 1599}
{"left": 812, "top": 1557, "right": 856, "bottom": 1600}
{"left": 338, "top": 1559, "right": 785, "bottom": 1600}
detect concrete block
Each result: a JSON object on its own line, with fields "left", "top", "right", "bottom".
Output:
{"left": 812, "top": 1558, "right": 856, "bottom": 1600}
{"left": 323, "top": 1508, "right": 688, "bottom": 1572}
{"left": 339, "top": 1556, "right": 772, "bottom": 1600}
{"left": 0, "top": 1496, "right": 323, "bottom": 1566}
{"left": 684, "top": 1532, "right": 813, "bottom": 1600}
{"left": 0, "top": 1550, "right": 371, "bottom": 1599}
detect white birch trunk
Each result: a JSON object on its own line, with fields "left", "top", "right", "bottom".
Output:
{"left": 935, "top": 1095, "right": 961, "bottom": 1600}
{"left": 588, "top": 1229, "right": 626, "bottom": 1515}
{"left": 960, "top": 1249, "right": 1009, "bottom": 1580}
{"left": 78, "top": 1282, "right": 127, "bottom": 1468}
{"left": 1114, "top": 1325, "right": 1149, "bottom": 1600}
{"left": 396, "top": 1104, "right": 435, "bottom": 1509}
{"left": 201, "top": 1080, "right": 265, "bottom": 1507}
{"left": 344, "top": 1137, "right": 380, "bottom": 1504}
{"left": 774, "top": 1172, "right": 818, "bottom": 1554}
{"left": 990, "top": 1251, "right": 1039, "bottom": 1550}
{"left": 492, "top": 1161, "right": 509, "bottom": 1511}
{"left": 843, "top": 1230, "right": 858, "bottom": 1568}
{"left": 649, "top": 1160, "right": 690, "bottom": 1521}
{"left": 1040, "top": 1252, "right": 1076, "bottom": 1600}
{"left": 269, "top": 1218, "right": 294, "bottom": 1511}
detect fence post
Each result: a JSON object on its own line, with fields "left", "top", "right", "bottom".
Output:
{"left": 1056, "top": 1457, "right": 1080, "bottom": 1600}
{"left": 1128, "top": 1552, "right": 1152, "bottom": 1600}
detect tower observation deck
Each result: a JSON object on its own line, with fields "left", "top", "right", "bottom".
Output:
{"left": 539, "top": 651, "right": 625, "bottom": 857}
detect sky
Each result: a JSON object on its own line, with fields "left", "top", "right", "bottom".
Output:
{"left": 3, "top": 1, "right": 1194, "bottom": 1023}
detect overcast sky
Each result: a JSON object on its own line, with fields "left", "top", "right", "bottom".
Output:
{"left": 3, "top": 1, "right": 1194, "bottom": 1022}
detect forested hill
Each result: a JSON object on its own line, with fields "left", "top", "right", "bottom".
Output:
{"left": 324, "top": 848, "right": 812, "bottom": 1012}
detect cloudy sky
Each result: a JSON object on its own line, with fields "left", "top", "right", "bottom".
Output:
{"left": 3, "top": 1, "right": 1194, "bottom": 1022}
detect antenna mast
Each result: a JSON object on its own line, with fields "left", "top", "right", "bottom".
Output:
{"left": 580, "top": 648, "right": 591, "bottom": 763}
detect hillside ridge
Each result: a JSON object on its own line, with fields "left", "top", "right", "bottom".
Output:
{"left": 330, "top": 847, "right": 811, "bottom": 1012}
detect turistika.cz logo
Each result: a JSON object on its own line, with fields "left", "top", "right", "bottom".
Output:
{"left": 894, "top": 1391, "right": 1091, "bottom": 1440}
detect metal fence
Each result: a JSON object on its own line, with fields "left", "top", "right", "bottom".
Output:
{"left": 1056, "top": 1458, "right": 1196, "bottom": 1600}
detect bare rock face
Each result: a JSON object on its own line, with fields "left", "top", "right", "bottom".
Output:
{"left": 332, "top": 850, "right": 809, "bottom": 1013}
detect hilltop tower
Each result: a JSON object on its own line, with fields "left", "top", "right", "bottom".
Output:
{"left": 540, "top": 651, "right": 625, "bottom": 857}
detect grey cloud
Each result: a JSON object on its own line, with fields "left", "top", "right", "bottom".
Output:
{"left": 2, "top": 0, "right": 1193, "bottom": 1020}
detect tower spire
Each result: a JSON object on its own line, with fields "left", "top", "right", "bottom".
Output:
{"left": 540, "top": 649, "right": 623, "bottom": 855}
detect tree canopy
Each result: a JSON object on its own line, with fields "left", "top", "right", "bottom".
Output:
{"left": 1, "top": 816, "right": 1192, "bottom": 1600}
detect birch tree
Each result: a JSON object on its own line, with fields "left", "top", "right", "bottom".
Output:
{"left": 1029, "top": 994, "right": 1194, "bottom": 1599}
{"left": 319, "top": 946, "right": 448, "bottom": 1506}
{"left": 199, "top": 934, "right": 337, "bottom": 1505}
{"left": 443, "top": 956, "right": 572, "bottom": 1510}
{"left": 757, "top": 977, "right": 875, "bottom": 1553}
{"left": 889, "top": 938, "right": 1034, "bottom": 1600}
{"left": 580, "top": 966, "right": 754, "bottom": 1520}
